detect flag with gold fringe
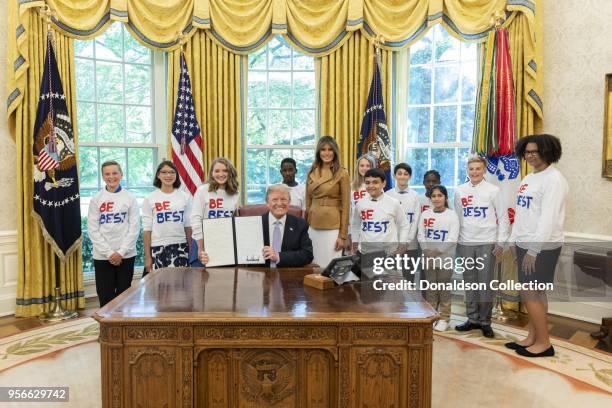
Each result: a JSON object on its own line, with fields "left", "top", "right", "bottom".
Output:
{"left": 32, "top": 32, "right": 82, "bottom": 260}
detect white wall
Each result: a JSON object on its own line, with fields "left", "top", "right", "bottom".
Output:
{"left": 542, "top": 0, "right": 612, "bottom": 323}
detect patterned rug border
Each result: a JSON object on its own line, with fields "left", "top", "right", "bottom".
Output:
{"left": 435, "top": 316, "right": 612, "bottom": 394}
{"left": 0, "top": 317, "right": 99, "bottom": 372}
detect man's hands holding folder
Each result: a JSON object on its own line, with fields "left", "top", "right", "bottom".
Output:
{"left": 262, "top": 246, "right": 280, "bottom": 263}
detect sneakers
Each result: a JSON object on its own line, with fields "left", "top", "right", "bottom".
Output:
{"left": 434, "top": 320, "right": 449, "bottom": 332}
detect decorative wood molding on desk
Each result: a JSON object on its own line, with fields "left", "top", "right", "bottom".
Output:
{"left": 94, "top": 267, "right": 437, "bottom": 408}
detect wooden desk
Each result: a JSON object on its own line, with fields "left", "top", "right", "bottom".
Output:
{"left": 94, "top": 267, "right": 437, "bottom": 408}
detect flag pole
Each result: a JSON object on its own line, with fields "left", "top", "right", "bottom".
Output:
{"left": 38, "top": 5, "right": 78, "bottom": 322}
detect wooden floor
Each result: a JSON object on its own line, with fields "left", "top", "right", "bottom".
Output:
{"left": 1, "top": 296, "right": 610, "bottom": 354}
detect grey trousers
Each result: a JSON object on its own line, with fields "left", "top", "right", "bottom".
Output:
{"left": 457, "top": 244, "right": 495, "bottom": 325}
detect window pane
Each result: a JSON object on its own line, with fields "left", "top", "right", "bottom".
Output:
{"left": 124, "top": 33, "right": 151, "bottom": 64}
{"left": 96, "top": 62, "right": 123, "bottom": 103}
{"left": 76, "top": 59, "right": 95, "bottom": 101}
{"left": 293, "top": 149, "right": 314, "bottom": 184}
{"left": 269, "top": 72, "right": 291, "bottom": 108}
{"left": 462, "top": 41, "right": 477, "bottom": 62}
{"left": 405, "top": 148, "right": 428, "bottom": 187}
{"left": 294, "top": 52, "right": 314, "bottom": 70}
{"left": 269, "top": 149, "right": 291, "bottom": 185}
{"left": 410, "top": 30, "right": 433, "bottom": 65}
{"left": 249, "top": 47, "right": 267, "bottom": 70}
{"left": 95, "top": 24, "right": 123, "bottom": 61}
{"left": 460, "top": 104, "right": 475, "bottom": 143}
{"left": 268, "top": 110, "right": 291, "bottom": 145}
{"left": 127, "top": 148, "right": 155, "bottom": 187}
{"left": 292, "top": 109, "right": 315, "bottom": 145}
{"left": 246, "top": 149, "right": 267, "bottom": 185}
{"left": 247, "top": 185, "right": 266, "bottom": 204}
{"left": 75, "top": 40, "right": 93, "bottom": 58}
{"left": 409, "top": 67, "right": 431, "bottom": 104}
{"left": 248, "top": 71, "right": 267, "bottom": 108}
{"left": 268, "top": 37, "right": 291, "bottom": 70}
{"left": 125, "top": 64, "right": 151, "bottom": 105}
{"left": 431, "top": 148, "right": 455, "bottom": 186}
{"left": 99, "top": 147, "right": 126, "bottom": 184}
{"left": 433, "top": 106, "right": 457, "bottom": 143}
{"left": 408, "top": 107, "right": 430, "bottom": 144}
{"left": 126, "top": 106, "right": 152, "bottom": 143}
{"left": 461, "top": 61, "right": 477, "bottom": 102}
{"left": 247, "top": 109, "right": 267, "bottom": 145}
{"left": 457, "top": 147, "right": 470, "bottom": 185}
{"left": 77, "top": 102, "right": 95, "bottom": 142}
{"left": 97, "top": 104, "right": 124, "bottom": 143}
{"left": 435, "top": 25, "right": 460, "bottom": 62}
{"left": 293, "top": 72, "right": 315, "bottom": 108}
{"left": 434, "top": 66, "right": 459, "bottom": 103}
{"left": 79, "top": 146, "right": 98, "bottom": 189}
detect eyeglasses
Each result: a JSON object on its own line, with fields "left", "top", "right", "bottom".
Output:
{"left": 159, "top": 171, "right": 176, "bottom": 175}
{"left": 524, "top": 150, "right": 539, "bottom": 157}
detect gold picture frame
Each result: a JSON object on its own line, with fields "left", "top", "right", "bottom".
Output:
{"left": 604, "top": 74, "right": 612, "bottom": 178}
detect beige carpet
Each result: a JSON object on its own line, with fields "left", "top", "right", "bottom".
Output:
{"left": 1, "top": 318, "right": 611, "bottom": 407}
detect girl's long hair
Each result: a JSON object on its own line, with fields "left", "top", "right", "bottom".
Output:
{"left": 208, "top": 157, "right": 239, "bottom": 195}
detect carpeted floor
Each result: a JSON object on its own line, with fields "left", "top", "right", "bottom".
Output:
{"left": 1, "top": 317, "right": 611, "bottom": 407}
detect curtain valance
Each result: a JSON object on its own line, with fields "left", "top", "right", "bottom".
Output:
{"left": 8, "top": 1, "right": 538, "bottom": 116}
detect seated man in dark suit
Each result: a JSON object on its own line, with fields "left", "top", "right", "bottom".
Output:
{"left": 262, "top": 184, "right": 314, "bottom": 267}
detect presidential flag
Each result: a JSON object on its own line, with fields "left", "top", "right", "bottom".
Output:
{"left": 171, "top": 53, "right": 205, "bottom": 195}
{"left": 32, "top": 33, "right": 82, "bottom": 260}
{"left": 357, "top": 57, "right": 393, "bottom": 190}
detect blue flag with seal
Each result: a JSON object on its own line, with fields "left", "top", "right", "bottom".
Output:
{"left": 32, "top": 34, "right": 82, "bottom": 260}
{"left": 357, "top": 57, "right": 393, "bottom": 190}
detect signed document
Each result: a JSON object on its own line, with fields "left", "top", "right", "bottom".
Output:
{"left": 202, "top": 216, "right": 265, "bottom": 266}
{"left": 234, "top": 216, "right": 265, "bottom": 265}
{"left": 202, "top": 218, "right": 236, "bottom": 267}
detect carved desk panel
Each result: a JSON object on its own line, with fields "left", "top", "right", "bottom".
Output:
{"left": 95, "top": 267, "right": 436, "bottom": 408}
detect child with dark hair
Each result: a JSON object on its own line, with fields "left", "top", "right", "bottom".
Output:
{"left": 506, "top": 134, "right": 568, "bottom": 358}
{"left": 280, "top": 157, "right": 305, "bottom": 211}
{"left": 142, "top": 160, "right": 193, "bottom": 274}
{"left": 418, "top": 184, "right": 459, "bottom": 332}
{"left": 420, "top": 169, "right": 441, "bottom": 213}
{"left": 351, "top": 168, "right": 409, "bottom": 270}
{"left": 387, "top": 163, "right": 420, "bottom": 280}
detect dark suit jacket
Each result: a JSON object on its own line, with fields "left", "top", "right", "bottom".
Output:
{"left": 262, "top": 212, "right": 314, "bottom": 267}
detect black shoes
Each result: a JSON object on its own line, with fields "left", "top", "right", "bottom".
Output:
{"left": 515, "top": 345, "right": 555, "bottom": 358}
{"left": 504, "top": 341, "right": 527, "bottom": 350}
{"left": 481, "top": 325, "right": 494, "bottom": 338}
{"left": 455, "top": 321, "right": 480, "bottom": 332}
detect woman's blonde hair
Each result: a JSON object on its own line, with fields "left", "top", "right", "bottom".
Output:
{"left": 208, "top": 157, "right": 239, "bottom": 195}
{"left": 351, "top": 154, "right": 377, "bottom": 191}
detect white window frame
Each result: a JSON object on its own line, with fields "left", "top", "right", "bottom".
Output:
{"left": 75, "top": 28, "right": 167, "bottom": 278}
{"left": 404, "top": 26, "right": 476, "bottom": 194}
{"left": 244, "top": 36, "right": 317, "bottom": 204}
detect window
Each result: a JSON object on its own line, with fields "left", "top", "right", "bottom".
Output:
{"left": 245, "top": 36, "right": 316, "bottom": 203}
{"left": 75, "top": 23, "right": 167, "bottom": 273}
{"left": 405, "top": 26, "right": 477, "bottom": 197}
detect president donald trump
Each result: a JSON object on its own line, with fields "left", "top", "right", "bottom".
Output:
{"left": 262, "top": 184, "right": 314, "bottom": 267}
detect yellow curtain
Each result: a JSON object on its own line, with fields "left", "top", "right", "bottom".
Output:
{"left": 10, "top": 10, "right": 83, "bottom": 317}
{"left": 317, "top": 31, "right": 393, "bottom": 171}
{"left": 8, "top": 1, "right": 516, "bottom": 117}
{"left": 167, "top": 31, "right": 246, "bottom": 182}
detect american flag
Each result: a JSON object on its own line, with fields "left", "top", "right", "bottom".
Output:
{"left": 171, "top": 53, "right": 204, "bottom": 195}
{"left": 37, "top": 148, "right": 59, "bottom": 171}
